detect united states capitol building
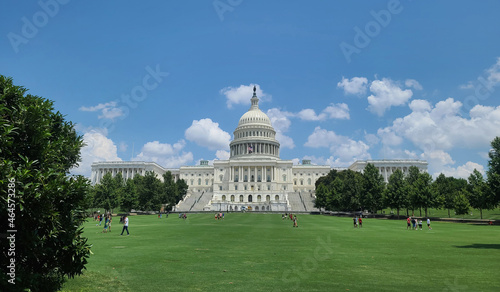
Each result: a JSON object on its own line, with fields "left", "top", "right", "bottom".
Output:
{"left": 91, "top": 88, "right": 427, "bottom": 212}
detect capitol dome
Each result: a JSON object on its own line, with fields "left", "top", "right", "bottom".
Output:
{"left": 230, "top": 86, "right": 280, "bottom": 159}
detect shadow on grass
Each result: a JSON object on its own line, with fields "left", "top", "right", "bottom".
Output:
{"left": 455, "top": 244, "right": 500, "bottom": 249}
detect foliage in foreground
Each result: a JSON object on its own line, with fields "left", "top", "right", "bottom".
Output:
{"left": 0, "top": 76, "right": 91, "bottom": 291}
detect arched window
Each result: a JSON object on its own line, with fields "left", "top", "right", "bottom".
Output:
{"left": 219, "top": 174, "right": 223, "bottom": 182}
{"left": 308, "top": 178, "right": 312, "bottom": 185}
{"left": 275, "top": 195, "right": 279, "bottom": 201}
{"left": 205, "top": 179, "right": 209, "bottom": 185}
{"left": 198, "top": 178, "right": 201, "bottom": 185}
{"left": 231, "top": 195, "right": 235, "bottom": 202}
{"left": 257, "top": 195, "right": 262, "bottom": 202}
{"left": 222, "top": 195, "right": 226, "bottom": 201}
{"left": 300, "top": 179, "right": 304, "bottom": 185}
{"left": 266, "top": 195, "right": 270, "bottom": 202}
{"left": 248, "top": 195, "right": 253, "bottom": 202}
{"left": 255, "top": 206, "right": 259, "bottom": 211}
{"left": 239, "top": 195, "right": 244, "bottom": 202}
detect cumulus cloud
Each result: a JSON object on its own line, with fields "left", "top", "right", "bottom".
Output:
{"left": 292, "top": 103, "right": 351, "bottom": 121}
{"left": 438, "top": 161, "right": 485, "bottom": 179}
{"left": 337, "top": 77, "right": 368, "bottom": 95}
{"left": 79, "top": 101, "right": 125, "bottom": 120}
{"left": 215, "top": 150, "right": 230, "bottom": 160}
{"left": 267, "top": 108, "right": 295, "bottom": 149}
{"left": 323, "top": 103, "right": 350, "bottom": 120}
{"left": 367, "top": 78, "right": 413, "bottom": 116}
{"left": 304, "top": 126, "right": 370, "bottom": 167}
{"left": 184, "top": 118, "right": 231, "bottom": 150}
{"left": 133, "top": 140, "right": 193, "bottom": 168}
{"left": 220, "top": 84, "right": 271, "bottom": 108}
{"left": 71, "top": 130, "right": 121, "bottom": 176}
{"left": 379, "top": 98, "right": 500, "bottom": 151}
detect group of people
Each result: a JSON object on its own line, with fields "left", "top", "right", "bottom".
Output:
{"left": 178, "top": 213, "right": 188, "bottom": 220}
{"left": 407, "top": 216, "right": 432, "bottom": 230}
{"left": 353, "top": 216, "right": 363, "bottom": 228}
{"left": 94, "top": 212, "right": 113, "bottom": 233}
{"left": 158, "top": 211, "right": 169, "bottom": 219}
{"left": 282, "top": 213, "right": 298, "bottom": 227}
{"left": 214, "top": 212, "right": 225, "bottom": 220}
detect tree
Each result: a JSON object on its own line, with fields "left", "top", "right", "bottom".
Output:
{"left": 405, "top": 166, "right": 421, "bottom": 216}
{"left": 120, "top": 179, "right": 139, "bottom": 212}
{"left": 337, "top": 170, "right": 364, "bottom": 212}
{"left": 314, "top": 183, "right": 329, "bottom": 211}
{"left": 0, "top": 76, "right": 90, "bottom": 291}
{"left": 454, "top": 191, "right": 471, "bottom": 218}
{"left": 384, "top": 169, "right": 408, "bottom": 219}
{"left": 486, "top": 137, "right": 500, "bottom": 207}
{"left": 467, "top": 169, "right": 492, "bottom": 219}
{"left": 414, "top": 172, "right": 436, "bottom": 218}
{"left": 433, "top": 174, "right": 467, "bottom": 217}
{"left": 361, "top": 163, "right": 385, "bottom": 213}
{"left": 93, "top": 172, "right": 120, "bottom": 213}
{"left": 136, "top": 171, "right": 163, "bottom": 211}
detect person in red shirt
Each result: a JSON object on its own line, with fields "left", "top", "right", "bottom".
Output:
{"left": 407, "top": 217, "right": 411, "bottom": 230}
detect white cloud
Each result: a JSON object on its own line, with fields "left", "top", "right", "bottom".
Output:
{"left": 293, "top": 103, "right": 350, "bottom": 121}
{"left": 409, "top": 99, "right": 431, "bottom": 112}
{"left": 367, "top": 78, "right": 413, "bottom": 116}
{"left": 323, "top": 103, "right": 350, "bottom": 120}
{"left": 133, "top": 140, "right": 193, "bottom": 168}
{"left": 220, "top": 84, "right": 271, "bottom": 108}
{"left": 267, "top": 108, "right": 295, "bottom": 149}
{"left": 438, "top": 161, "right": 485, "bottom": 179}
{"left": 380, "top": 98, "right": 500, "bottom": 152}
{"left": 184, "top": 118, "right": 231, "bottom": 151}
{"left": 79, "top": 101, "right": 125, "bottom": 120}
{"left": 337, "top": 77, "right": 368, "bottom": 95}
{"left": 215, "top": 150, "right": 230, "bottom": 160}
{"left": 304, "top": 127, "right": 370, "bottom": 167}
{"left": 297, "top": 108, "right": 323, "bottom": 121}
{"left": 405, "top": 79, "right": 423, "bottom": 90}
{"left": 71, "top": 130, "right": 121, "bottom": 176}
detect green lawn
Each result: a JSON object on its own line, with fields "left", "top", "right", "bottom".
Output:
{"left": 62, "top": 214, "right": 500, "bottom": 292}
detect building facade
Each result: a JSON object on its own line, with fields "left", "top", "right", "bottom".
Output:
{"left": 90, "top": 87, "right": 427, "bottom": 211}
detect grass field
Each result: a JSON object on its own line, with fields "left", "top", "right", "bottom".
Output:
{"left": 61, "top": 214, "right": 500, "bottom": 292}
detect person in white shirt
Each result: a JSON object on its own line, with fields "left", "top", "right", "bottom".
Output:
{"left": 427, "top": 218, "right": 432, "bottom": 230}
{"left": 120, "top": 215, "right": 129, "bottom": 235}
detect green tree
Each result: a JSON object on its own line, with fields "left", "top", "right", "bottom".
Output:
{"left": 454, "top": 191, "right": 471, "bottom": 218}
{"left": 120, "top": 178, "right": 139, "bottom": 212}
{"left": 384, "top": 169, "right": 408, "bottom": 219}
{"left": 314, "top": 183, "right": 329, "bottom": 211}
{"left": 414, "top": 172, "right": 436, "bottom": 218}
{"left": 486, "top": 137, "right": 500, "bottom": 207}
{"left": 433, "top": 174, "right": 467, "bottom": 217}
{"left": 136, "top": 171, "right": 163, "bottom": 211}
{"left": 361, "top": 163, "right": 385, "bottom": 213}
{"left": 0, "top": 76, "right": 90, "bottom": 291}
{"left": 405, "top": 166, "right": 421, "bottom": 216}
{"left": 93, "top": 172, "right": 120, "bottom": 213}
{"left": 467, "top": 169, "right": 492, "bottom": 219}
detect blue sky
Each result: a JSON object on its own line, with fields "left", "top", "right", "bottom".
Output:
{"left": 2, "top": 0, "right": 500, "bottom": 178}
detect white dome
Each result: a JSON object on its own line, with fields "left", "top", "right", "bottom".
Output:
{"left": 238, "top": 108, "right": 272, "bottom": 127}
